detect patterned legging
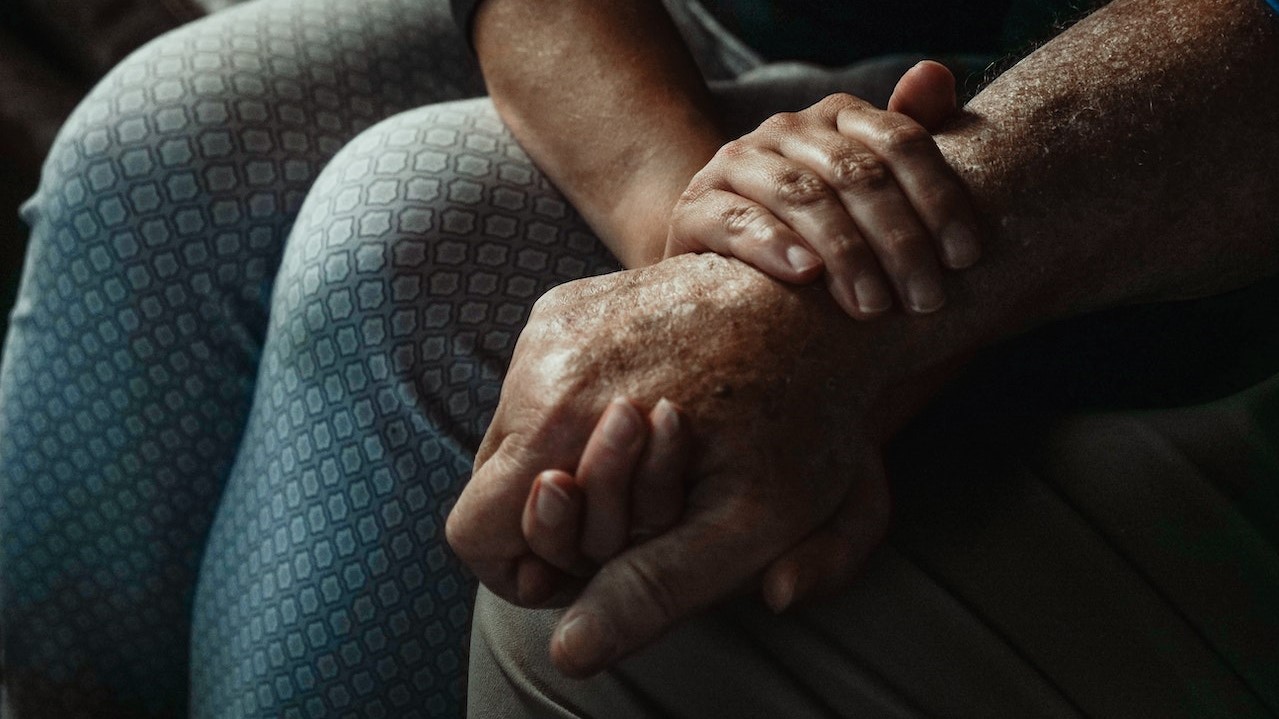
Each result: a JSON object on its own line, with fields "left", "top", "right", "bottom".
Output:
{"left": 0, "top": 0, "right": 619, "bottom": 715}
{"left": 0, "top": 0, "right": 940, "bottom": 715}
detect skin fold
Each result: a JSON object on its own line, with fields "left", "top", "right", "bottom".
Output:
{"left": 449, "top": 0, "right": 1279, "bottom": 679}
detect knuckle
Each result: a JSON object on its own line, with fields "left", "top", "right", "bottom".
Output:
{"left": 718, "top": 138, "right": 752, "bottom": 159}
{"left": 827, "top": 152, "right": 891, "bottom": 193}
{"left": 720, "top": 203, "right": 770, "bottom": 238}
{"left": 875, "top": 118, "right": 932, "bottom": 156}
{"left": 676, "top": 179, "right": 712, "bottom": 209}
{"left": 445, "top": 508, "right": 477, "bottom": 558}
{"left": 816, "top": 92, "right": 857, "bottom": 115}
{"left": 824, "top": 234, "right": 864, "bottom": 265}
{"left": 528, "top": 288, "right": 561, "bottom": 319}
{"left": 762, "top": 111, "right": 801, "bottom": 132}
{"left": 880, "top": 227, "right": 926, "bottom": 255}
{"left": 775, "top": 169, "right": 829, "bottom": 209}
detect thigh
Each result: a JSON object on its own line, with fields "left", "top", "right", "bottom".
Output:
{"left": 191, "top": 98, "right": 620, "bottom": 719}
{"left": 0, "top": 1, "right": 481, "bottom": 716}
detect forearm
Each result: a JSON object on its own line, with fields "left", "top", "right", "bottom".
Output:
{"left": 478, "top": 0, "right": 1279, "bottom": 443}
{"left": 818, "top": 0, "right": 1279, "bottom": 428}
{"left": 950, "top": 0, "right": 1279, "bottom": 314}
{"left": 472, "top": 0, "right": 724, "bottom": 267}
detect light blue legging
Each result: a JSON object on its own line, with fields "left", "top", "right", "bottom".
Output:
{"left": 0, "top": 0, "right": 924, "bottom": 715}
{"left": 0, "top": 0, "right": 620, "bottom": 715}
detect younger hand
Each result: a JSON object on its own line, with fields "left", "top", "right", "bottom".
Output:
{"left": 516, "top": 398, "right": 691, "bottom": 606}
{"left": 519, "top": 390, "right": 872, "bottom": 617}
{"left": 667, "top": 61, "right": 980, "bottom": 318}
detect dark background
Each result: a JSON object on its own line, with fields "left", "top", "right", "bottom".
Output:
{"left": 0, "top": 0, "right": 207, "bottom": 350}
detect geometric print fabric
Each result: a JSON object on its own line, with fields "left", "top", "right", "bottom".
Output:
{"left": 0, "top": 0, "right": 616, "bottom": 715}
{"left": 188, "top": 102, "right": 618, "bottom": 718}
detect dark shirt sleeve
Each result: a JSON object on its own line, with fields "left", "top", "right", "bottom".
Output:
{"left": 450, "top": 0, "right": 481, "bottom": 47}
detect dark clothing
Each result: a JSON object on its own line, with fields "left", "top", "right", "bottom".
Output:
{"left": 450, "top": 0, "right": 1086, "bottom": 65}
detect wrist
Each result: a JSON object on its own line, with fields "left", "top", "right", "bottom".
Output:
{"left": 599, "top": 185, "right": 679, "bottom": 268}
{"left": 602, "top": 139, "right": 721, "bottom": 268}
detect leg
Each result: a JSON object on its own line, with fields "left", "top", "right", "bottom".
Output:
{"left": 0, "top": 0, "right": 482, "bottom": 715}
{"left": 190, "top": 99, "right": 620, "bottom": 718}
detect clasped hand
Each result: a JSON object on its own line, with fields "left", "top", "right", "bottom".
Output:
{"left": 448, "top": 66, "right": 972, "bottom": 677}
{"left": 668, "top": 60, "right": 980, "bottom": 317}
{"left": 447, "top": 255, "right": 895, "bottom": 677}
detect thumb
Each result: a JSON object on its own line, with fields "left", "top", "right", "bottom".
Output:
{"left": 887, "top": 60, "right": 959, "bottom": 132}
{"left": 547, "top": 498, "right": 783, "bottom": 678}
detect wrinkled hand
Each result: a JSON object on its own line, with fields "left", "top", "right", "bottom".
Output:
{"left": 666, "top": 61, "right": 980, "bottom": 318}
{"left": 447, "top": 254, "right": 899, "bottom": 677}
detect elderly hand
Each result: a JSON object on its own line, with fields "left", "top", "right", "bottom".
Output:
{"left": 666, "top": 61, "right": 981, "bottom": 318}
{"left": 447, "top": 253, "right": 914, "bottom": 677}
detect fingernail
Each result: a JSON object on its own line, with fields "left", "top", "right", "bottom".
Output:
{"left": 556, "top": 612, "right": 615, "bottom": 674}
{"left": 764, "top": 564, "right": 799, "bottom": 614}
{"left": 535, "top": 475, "right": 570, "bottom": 529}
{"left": 906, "top": 273, "right": 945, "bottom": 313}
{"left": 852, "top": 274, "right": 892, "bottom": 314}
{"left": 653, "top": 398, "right": 680, "bottom": 439}
{"left": 785, "top": 245, "right": 822, "bottom": 275}
{"left": 941, "top": 224, "right": 981, "bottom": 269}
{"left": 601, "top": 398, "right": 641, "bottom": 450}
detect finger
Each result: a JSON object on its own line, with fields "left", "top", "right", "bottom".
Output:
{"left": 715, "top": 141, "right": 896, "bottom": 318}
{"left": 769, "top": 125, "right": 948, "bottom": 318}
{"left": 523, "top": 469, "right": 594, "bottom": 576}
{"left": 630, "top": 398, "right": 692, "bottom": 540}
{"left": 515, "top": 554, "right": 589, "bottom": 609}
{"left": 578, "top": 397, "right": 648, "bottom": 564}
{"left": 447, "top": 434, "right": 542, "bottom": 603}
{"left": 773, "top": 122, "right": 943, "bottom": 315}
{"left": 887, "top": 60, "right": 959, "bottom": 132}
{"left": 456, "top": 555, "right": 522, "bottom": 607}
{"left": 668, "top": 186, "right": 824, "bottom": 285}
{"left": 549, "top": 496, "right": 787, "bottom": 678}
{"left": 760, "top": 464, "right": 892, "bottom": 613}
{"left": 515, "top": 554, "right": 561, "bottom": 607}
{"left": 836, "top": 103, "right": 981, "bottom": 276}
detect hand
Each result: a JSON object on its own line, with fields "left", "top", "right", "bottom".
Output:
{"left": 666, "top": 61, "right": 981, "bottom": 318}
{"left": 447, "top": 254, "right": 906, "bottom": 677}
{"left": 516, "top": 397, "right": 693, "bottom": 607}
{"left": 523, "top": 391, "right": 869, "bottom": 614}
